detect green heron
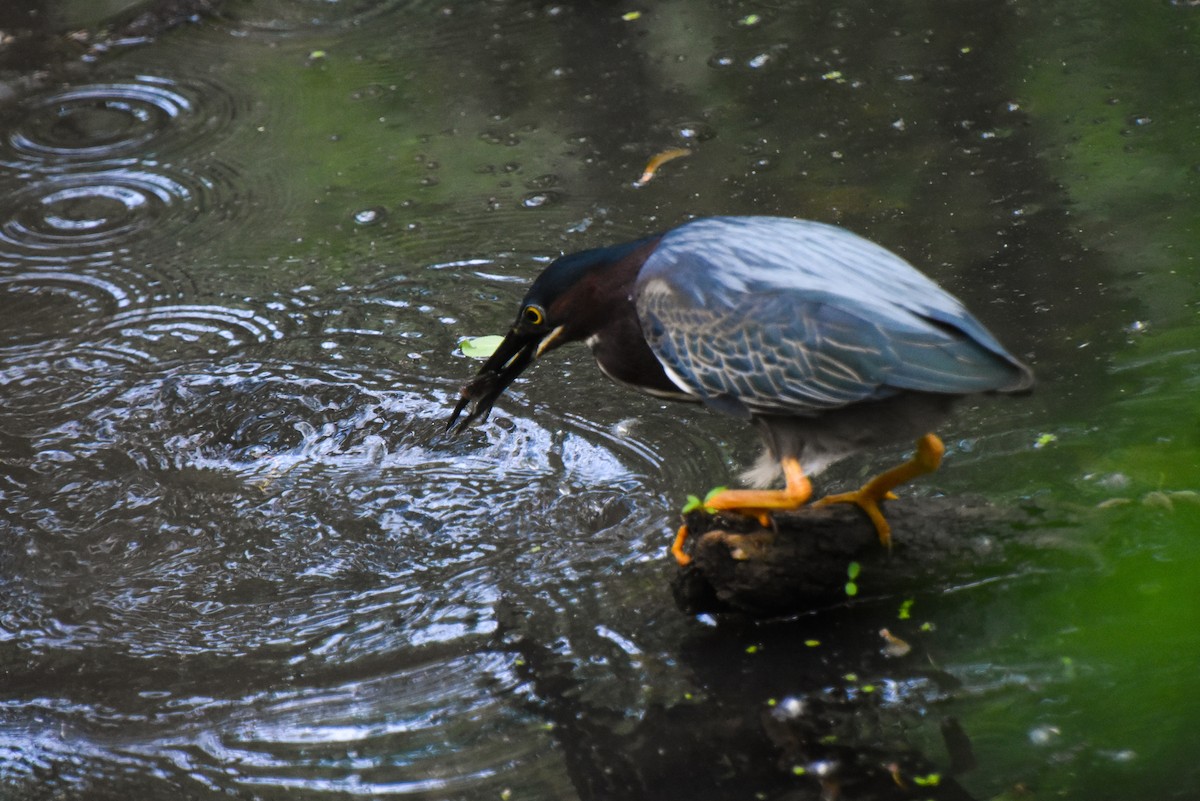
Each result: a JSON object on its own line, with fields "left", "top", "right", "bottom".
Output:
{"left": 448, "top": 216, "right": 1033, "bottom": 565}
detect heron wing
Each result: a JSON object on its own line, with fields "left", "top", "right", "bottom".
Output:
{"left": 635, "top": 217, "right": 1031, "bottom": 418}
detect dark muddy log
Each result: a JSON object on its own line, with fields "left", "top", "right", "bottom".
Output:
{"left": 671, "top": 495, "right": 1087, "bottom": 617}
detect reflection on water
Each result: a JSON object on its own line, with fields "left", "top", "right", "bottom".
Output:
{"left": 2, "top": 0, "right": 1198, "bottom": 798}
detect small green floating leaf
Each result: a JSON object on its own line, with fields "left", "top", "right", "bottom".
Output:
{"left": 804, "top": 639, "right": 820, "bottom": 647}
{"left": 913, "top": 772, "right": 941, "bottom": 787}
{"left": 1061, "top": 655, "right": 1076, "bottom": 680}
{"left": 621, "top": 11, "right": 642, "bottom": 21}
{"left": 682, "top": 487, "right": 727, "bottom": 514}
{"left": 898, "top": 598, "right": 915, "bottom": 620}
{"left": 847, "top": 561, "right": 861, "bottom": 579}
{"left": 738, "top": 13, "right": 761, "bottom": 26}
{"left": 844, "top": 581, "right": 858, "bottom": 597}
{"left": 459, "top": 335, "right": 505, "bottom": 359}
{"left": 791, "top": 765, "right": 807, "bottom": 776}
{"left": 1034, "top": 432, "right": 1058, "bottom": 449}
{"left": 745, "top": 644, "right": 760, "bottom": 654}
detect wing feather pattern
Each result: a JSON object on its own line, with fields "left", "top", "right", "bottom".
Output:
{"left": 635, "top": 217, "right": 1031, "bottom": 418}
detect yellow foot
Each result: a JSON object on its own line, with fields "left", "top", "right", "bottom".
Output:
{"left": 670, "top": 457, "right": 811, "bottom": 566}
{"left": 814, "top": 487, "right": 897, "bottom": 548}
{"left": 813, "top": 433, "right": 946, "bottom": 548}
{"left": 704, "top": 456, "right": 812, "bottom": 516}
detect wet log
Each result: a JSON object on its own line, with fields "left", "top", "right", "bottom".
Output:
{"left": 670, "top": 495, "right": 1086, "bottom": 617}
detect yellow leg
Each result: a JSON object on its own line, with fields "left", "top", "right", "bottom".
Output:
{"left": 670, "top": 524, "right": 693, "bottom": 566}
{"left": 671, "top": 457, "right": 812, "bottom": 566}
{"left": 813, "top": 433, "right": 945, "bottom": 548}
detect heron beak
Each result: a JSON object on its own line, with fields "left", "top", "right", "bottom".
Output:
{"left": 535, "top": 325, "right": 565, "bottom": 358}
{"left": 446, "top": 327, "right": 542, "bottom": 433}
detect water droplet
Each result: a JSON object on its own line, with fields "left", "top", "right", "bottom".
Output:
{"left": 521, "top": 192, "right": 559, "bottom": 208}
{"left": 353, "top": 207, "right": 385, "bottom": 225}
{"left": 1028, "top": 725, "right": 1061, "bottom": 745}
{"left": 676, "top": 122, "right": 715, "bottom": 143}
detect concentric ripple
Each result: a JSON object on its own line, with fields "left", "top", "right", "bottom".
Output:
{"left": 0, "top": 344, "right": 147, "bottom": 419}
{"left": 2, "top": 75, "right": 241, "bottom": 167}
{"left": 0, "top": 163, "right": 250, "bottom": 261}
{"left": 97, "top": 304, "right": 288, "bottom": 357}
{"left": 0, "top": 271, "right": 130, "bottom": 343}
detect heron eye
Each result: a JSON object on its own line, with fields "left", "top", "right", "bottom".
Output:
{"left": 523, "top": 305, "right": 545, "bottom": 326}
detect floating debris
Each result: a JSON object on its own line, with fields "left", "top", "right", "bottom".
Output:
{"left": 633, "top": 147, "right": 691, "bottom": 187}
{"left": 879, "top": 628, "right": 911, "bottom": 658}
{"left": 459, "top": 335, "right": 504, "bottom": 359}
{"left": 1034, "top": 432, "right": 1058, "bottom": 448}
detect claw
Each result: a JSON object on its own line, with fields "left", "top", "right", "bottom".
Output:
{"left": 813, "top": 433, "right": 945, "bottom": 548}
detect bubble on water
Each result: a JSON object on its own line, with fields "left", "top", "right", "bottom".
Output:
{"left": 354, "top": 207, "right": 386, "bottom": 225}
{"left": 521, "top": 191, "right": 561, "bottom": 209}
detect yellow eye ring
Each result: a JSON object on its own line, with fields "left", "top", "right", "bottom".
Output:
{"left": 523, "top": 305, "right": 545, "bottom": 326}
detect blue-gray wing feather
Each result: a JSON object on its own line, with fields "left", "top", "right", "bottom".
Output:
{"left": 635, "top": 217, "right": 1031, "bottom": 417}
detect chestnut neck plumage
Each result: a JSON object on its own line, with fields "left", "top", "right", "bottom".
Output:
{"left": 544, "top": 236, "right": 686, "bottom": 399}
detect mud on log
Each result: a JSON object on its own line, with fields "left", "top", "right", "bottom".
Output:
{"left": 671, "top": 495, "right": 1085, "bottom": 617}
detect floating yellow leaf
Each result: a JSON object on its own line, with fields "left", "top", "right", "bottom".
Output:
{"left": 633, "top": 147, "right": 691, "bottom": 187}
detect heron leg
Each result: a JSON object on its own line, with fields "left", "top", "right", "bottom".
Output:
{"left": 670, "top": 524, "right": 693, "bottom": 566}
{"left": 671, "top": 457, "right": 812, "bottom": 566}
{"left": 813, "top": 433, "right": 945, "bottom": 548}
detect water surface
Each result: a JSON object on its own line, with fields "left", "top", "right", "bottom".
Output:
{"left": 2, "top": 0, "right": 1198, "bottom": 798}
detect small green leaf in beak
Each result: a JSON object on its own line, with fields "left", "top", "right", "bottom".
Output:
{"left": 459, "top": 335, "right": 505, "bottom": 359}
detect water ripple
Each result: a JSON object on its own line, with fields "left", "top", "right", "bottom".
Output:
{"left": 0, "top": 650, "right": 569, "bottom": 799}
{"left": 0, "top": 161, "right": 255, "bottom": 263}
{"left": 1, "top": 75, "right": 241, "bottom": 167}
{"left": 0, "top": 271, "right": 130, "bottom": 343}
{"left": 98, "top": 304, "right": 288, "bottom": 356}
{"left": 0, "top": 338, "right": 690, "bottom": 800}
{"left": 0, "top": 344, "right": 146, "bottom": 419}
{"left": 215, "top": 0, "right": 410, "bottom": 36}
